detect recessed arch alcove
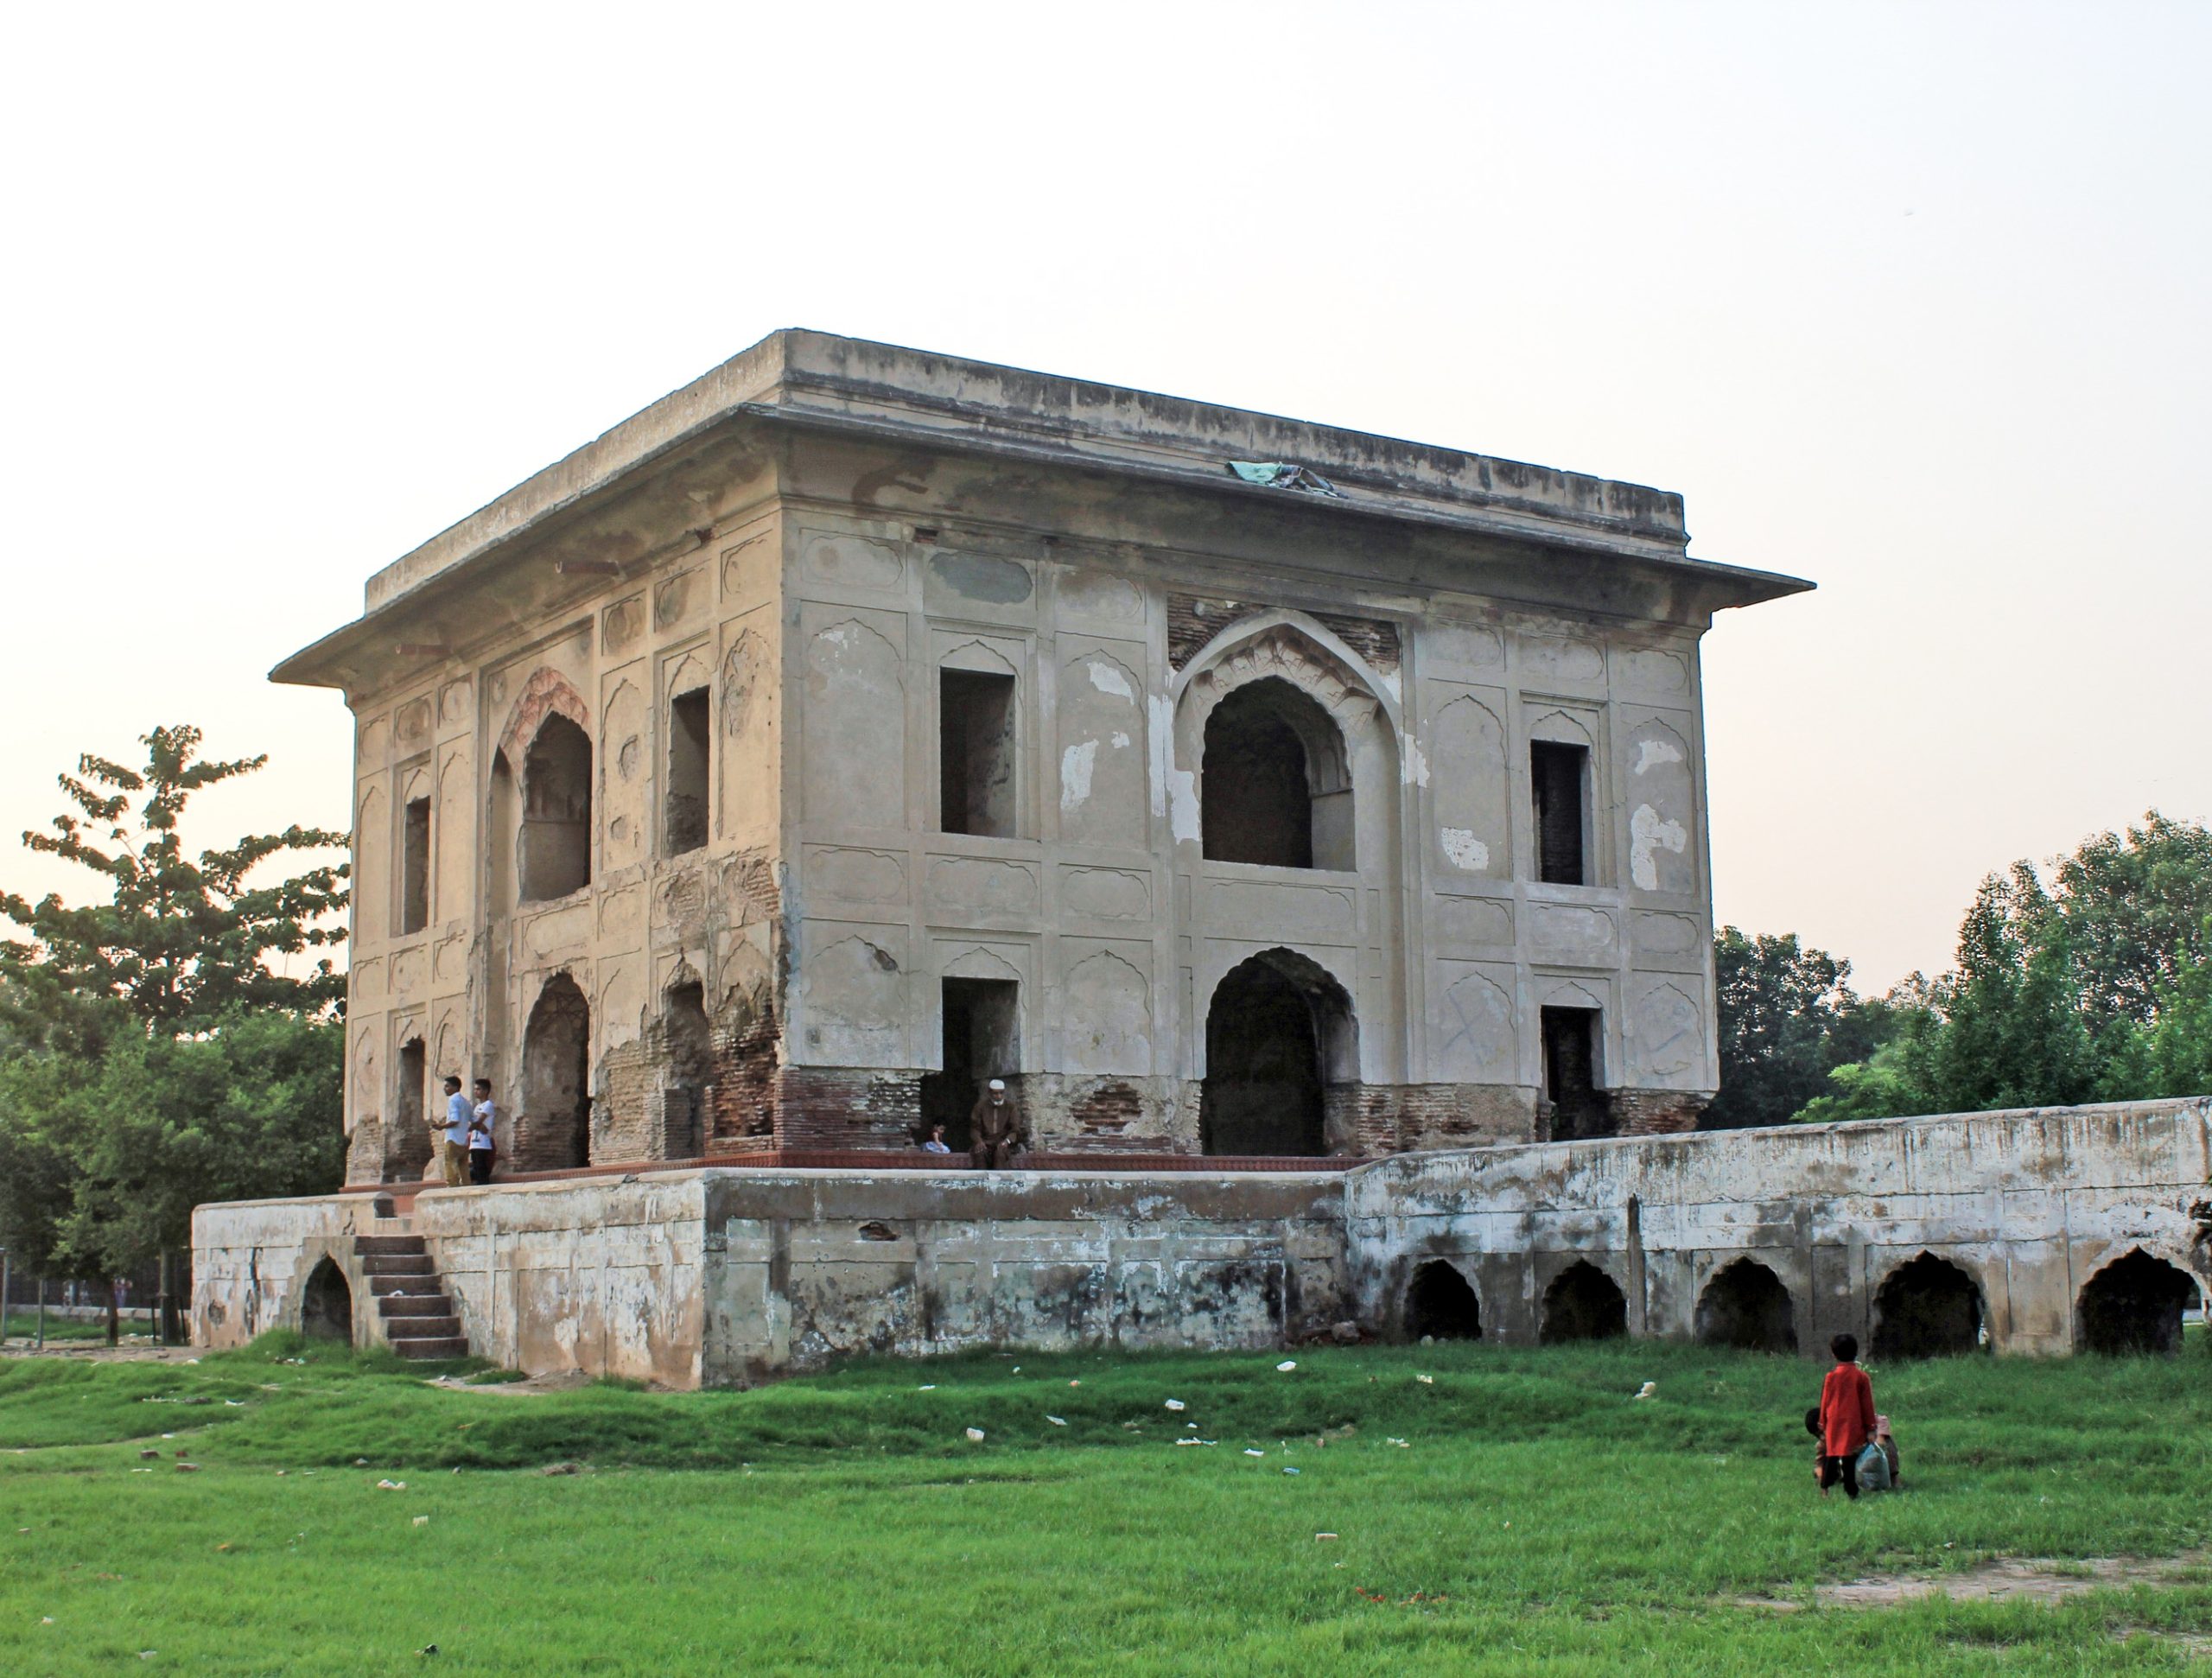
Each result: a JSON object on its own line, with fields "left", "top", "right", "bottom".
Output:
{"left": 1199, "top": 949, "right": 1356, "bottom": 1157}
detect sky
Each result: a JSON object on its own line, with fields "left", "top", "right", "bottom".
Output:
{"left": 0, "top": 2, "right": 2204, "bottom": 992}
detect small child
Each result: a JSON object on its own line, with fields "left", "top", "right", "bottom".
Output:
{"left": 1817, "top": 1332, "right": 1877, "bottom": 1500}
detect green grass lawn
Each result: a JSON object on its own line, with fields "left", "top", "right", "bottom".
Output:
{"left": 3, "top": 1336, "right": 2209, "bottom": 1675}
{"left": 0, "top": 1313, "right": 110, "bottom": 1344}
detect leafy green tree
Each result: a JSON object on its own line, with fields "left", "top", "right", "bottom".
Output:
{"left": 2050, "top": 812, "right": 2212, "bottom": 1027}
{"left": 2147, "top": 917, "right": 2212, "bottom": 1097}
{"left": 1706, "top": 928, "right": 1878, "bottom": 1128}
{"left": 0, "top": 727, "right": 349, "bottom": 1338}
{"left": 1929, "top": 865, "right": 2099, "bottom": 1111}
{"left": 0, "top": 725, "right": 347, "bottom": 1054}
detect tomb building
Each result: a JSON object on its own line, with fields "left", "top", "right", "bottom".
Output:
{"left": 275, "top": 331, "right": 1808, "bottom": 1185}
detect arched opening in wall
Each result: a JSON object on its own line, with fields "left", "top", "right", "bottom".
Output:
{"left": 487, "top": 749, "right": 518, "bottom": 913}
{"left": 1694, "top": 1259, "right": 1798, "bottom": 1353}
{"left": 520, "top": 974, "right": 592, "bottom": 1170}
{"left": 1540, "top": 1260, "right": 1628, "bottom": 1344}
{"left": 1200, "top": 950, "right": 1355, "bottom": 1157}
{"left": 918, "top": 977, "right": 1020, "bottom": 1151}
{"left": 389, "top": 1037, "right": 430, "bottom": 1181}
{"left": 1201, "top": 677, "right": 1354, "bottom": 870}
{"left": 1404, "top": 1259, "right": 1483, "bottom": 1341}
{"left": 665, "top": 688, "right": 711, "bottom": 855}
{"left": 519, "top": 715, "right": 593, "bottom": 901}
{"left": 1872, "top": 1252, "right": 1986, "bottom": 1359}
{"left": 1540, "top": 1006, "right": 1612, "bottom": 1141}
{"left": 662, "top": 978, "right": 711, "bottom": 1157}
{"left": 2077, "top": 1249, "right": 2201, "bottom": 1356}
{"left": 300, "top": 1257, "right": 353, "bottom": 1346}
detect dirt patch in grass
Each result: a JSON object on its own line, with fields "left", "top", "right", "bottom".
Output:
{"left": 1741, "top": 1550, "right": 2207, "bottom": 1611}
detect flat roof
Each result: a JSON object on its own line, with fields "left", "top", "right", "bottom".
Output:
{"left": 275, "top": 330, "right": 1811, "bottom": 687}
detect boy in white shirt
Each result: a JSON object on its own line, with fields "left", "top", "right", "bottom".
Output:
{"left": 467, "top": 1077, "right": 499, "bottom": 1185}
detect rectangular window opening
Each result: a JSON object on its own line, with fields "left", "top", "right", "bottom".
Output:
{"left": 1531, "top": 741, "right": 1590, "bottom": 886}
{"left": 939, "top": 669, "right": 1018, "bottom": 837}
{"left": 399, "top": 796, "right": 430, "bottom": 935}
{"left": 666, "top": 687, "right": 711, "bottom": 855}
{"left": 1541, "top": 1007, "right": 1612, "bottom": 1141}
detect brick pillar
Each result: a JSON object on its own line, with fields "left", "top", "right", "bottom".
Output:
{"left": 1611, "top": 1091, "right": 1708, "bottom": 1135}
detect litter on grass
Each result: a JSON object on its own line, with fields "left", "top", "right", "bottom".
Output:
{"left": 1386, "top": 1438, "right": 1410, "bottom": 1448}
{"left": 376, "top": 1479, "right": 407, "bottom": 1490}
{"left": 1283, "top": 1467, "right": 1301, "bottom": 1475}
{"left": 964, "top": 1427, "right": 986, "bottom": 1443}
{"left": 918, "top": 1384, "right": 936, "bottom": 1391}
{"left": 1414, "top": 1375, "right": 1434, "bottom": 1385}
{"left": 1633, "top": 1382, "right": 1657, "bottom": 1400}
{"left": 1173, "top": 1439, "right": 1217, "bottom": 1447}
{"left": 412, "top": 1516, "right": 430, "bottom": 1528}
{"left": 1046, "top": 1416, "right": 1067, "bottom": 1427}
{"left": 1244, "top": 1449, "right": 1266, "bottom": 1458}
{"left": 1165, "top": 1399, "right": 1185, "bottom": 1411}
{"left": 1277, "top": 1361, "right": 1297, "bottom": 1372}
{"left": 1316, "top": 1533, "right": 1339, "bottom": 1541}
{"left": 175, "top": 1463, "right": 200, "bottom": 1473}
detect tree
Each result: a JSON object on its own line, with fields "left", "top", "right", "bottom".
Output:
{"left": 0, "top": 726, "right": 349, "bottom": 1338}
{"left": 2049, "top": 812, "right": 2212, "bottom": 1027}
{"left": 0, "top": 725, "right": 347, "bottom": 1054}
{"left": 1706, "top": 928, "right": 1878, "bottom": 1128}
{"left": 1928, "top": 865, "right": 2099, "bottom": 1112}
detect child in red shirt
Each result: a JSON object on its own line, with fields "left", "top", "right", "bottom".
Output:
{"left": 1818, "top": 1332, "right": 1878, "bottom": 1499}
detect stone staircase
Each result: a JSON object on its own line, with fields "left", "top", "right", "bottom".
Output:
{"left": 353, "top": 1233, "right": 469, "bottom": 1360}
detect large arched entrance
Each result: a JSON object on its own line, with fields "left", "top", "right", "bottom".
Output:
{"left": 1694, "top": 1259, "right": 1797, "bottom": 1353}
{"left": 519, "top": 973, "right": 592, "bottom": 1170}
{"left": 1200, "top": 677, "right": 1354, "bottom": 870}
{"left": 1404, "top": 1260, "right": 1483, "bottom": 1341}
{"left": 300, "top": 1257, "right": 353, "bottom": 1346}
{"left": 1872, "top": 1252, "right": 1985, "bottom": 1358}
{"left": 1199, "top": 950, "right": 1354, "bottom": 1156}
{"left": 1541, "top": 1260, "right": 1628, "bottom": 1344}
{"left": 2078, "top": 1249, "right": 2200, "bottom": 1356}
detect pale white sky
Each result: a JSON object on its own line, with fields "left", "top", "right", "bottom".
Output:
{"left": 2, "top": 3, "right": 2204, "bottom": 991}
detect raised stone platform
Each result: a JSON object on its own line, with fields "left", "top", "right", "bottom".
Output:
{"left": 193, "top": 1099, "right": 2212, "bottom": 1387}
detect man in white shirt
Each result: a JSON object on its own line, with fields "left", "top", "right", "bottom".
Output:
{"left": 467, "top": 1077, "right": 498, "bottom": 1185}
{"left": 436, "top": 1076, "right": 469, "bottom": 1187}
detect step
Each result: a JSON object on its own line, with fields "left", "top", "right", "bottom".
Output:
{"left": 368, "top": 1274, "right": 447, "bottom": 1298}
{"left": 386, "top": 1314, "right": 462, "bottom": 1341}
{"left": 389, "top": 1334, "right": 470, "bottom": 1360}
{"left": 378, "top": 1293, "right": 454, "bottom": 1319}
{"left": 353, "top": 1235, "right": 427, "bottom": 1258}
{"left": 359, "top": 1254, "right": 436, "bottom": 1277}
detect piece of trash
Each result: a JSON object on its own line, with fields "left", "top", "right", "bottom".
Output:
{"left": 161, "top": 1434, "right": 175, "bottom": 1440}
{"left": 174, "top": 1449, "right": 189, "bottom": 1459}
{"left": 1632, "top": 1382, "right": 1656, "bottom": 1401}
{"left": 215, "top": 1543, "right": 232, "bottom": 1553}
{"left": 376, "top": 1479, "right": 406, "bottom": 1490}
{"left": 130, "top": 1468, "right": 152, "bottom": 1473}
{"left": 139, "top": 1450, "right": 160, "bottom": 1460}
{"left": 413, "top": 1516, "right": 430, "bottom": 1527}
{"left": 1165, "top": 1400, "right": 1185, "bottom": 1412}
{"left": 1122, "top": 1421, "right": 1142, "bottom": 1431}
{"left": 918, "top": 1384, "right": 936, "bottom": 1391}
{"left": 1244, "top": 1449, "right": 1266, "bottom": 1458}
{"left": 1011, "top": 1367, "right": 1020, "bottom": 1373}
{"left": 274, "top": 1471, "right": 287, "bottom": 1477}
{"left": 1069, "top": 1380, "right": 1080, "bottom": 1387}
{"left": 541, "top": 1462, "right": 580, "bottom": 1477}
{"left": 138, "top": 1651, "right": 156, "bottom": 1660}
{"left": 175, "top": 1463, "right": 201, "bottom": 1473}
{"left": 1414, "top": 1374, "right": 1434, "bottom": 1385}
{"left": 1173, "top": 1439, "right": 1217, "bottom": 1447}
{"left": 354, "top": 1458, "right": 368, "bottom": 1467}
{"left": 963, "top": 1427, "right": 987, "bottom": 1444}
{"left": 419, "top": 1645, "right": 438, "bottom": 1657}
{"left": 1276, "top": 1361, "right": 1297, "bottom": 1372}
{"left": 1185, "top": 1422, "right": 1198, "bottom": 1431}
{"left": 1282, "top": 1466, "right": 1300, "bottom": 1475}
{"left": 1046, "top": 1416, "right": 1067, "bottom": 1427}
{"left": 1315, "top": 1532, "right": 1339, "bottom": 1541}
{"left": 1227, "top": 461, "right": 1343, "bottom": 498}
{"left": 1386, "top": 1438, "right": 1410, "bottom": 1448}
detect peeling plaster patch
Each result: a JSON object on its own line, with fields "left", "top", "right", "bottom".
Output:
{"left": 1633, "top": 737, "right": 1686, "bottom": 776}
{"left": 1440, "top": 828, "right": 1490, "bottom": 872}
{"left": 1630, "top": 804, "right": 1688, "bottom": 890}
{"left": 1167, "top": 768, "right": 1200, "bottom": 842}
{"left": 1402, "top": 735, "right": 1429, "bottom": 787}
{"left": 1059, "top": 740, "right": 1097, "bottom": 810}
{"left": 1087, "top": 660, "right": 1134, "bottom": 700}
{"left": 1110, "top": 731, "right": 1130, "bottom": 748}
{"left": 1147, "top": 695, "right": 1175, "bottom": 818}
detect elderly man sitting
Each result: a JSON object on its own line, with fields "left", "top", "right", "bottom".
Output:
{"left": 969, "top": 1079, "right": 1029, "bottom": 1170}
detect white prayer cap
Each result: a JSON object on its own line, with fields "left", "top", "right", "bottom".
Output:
{"left": 988, "top": 1078, "right": 1007, "bottom": 1092}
